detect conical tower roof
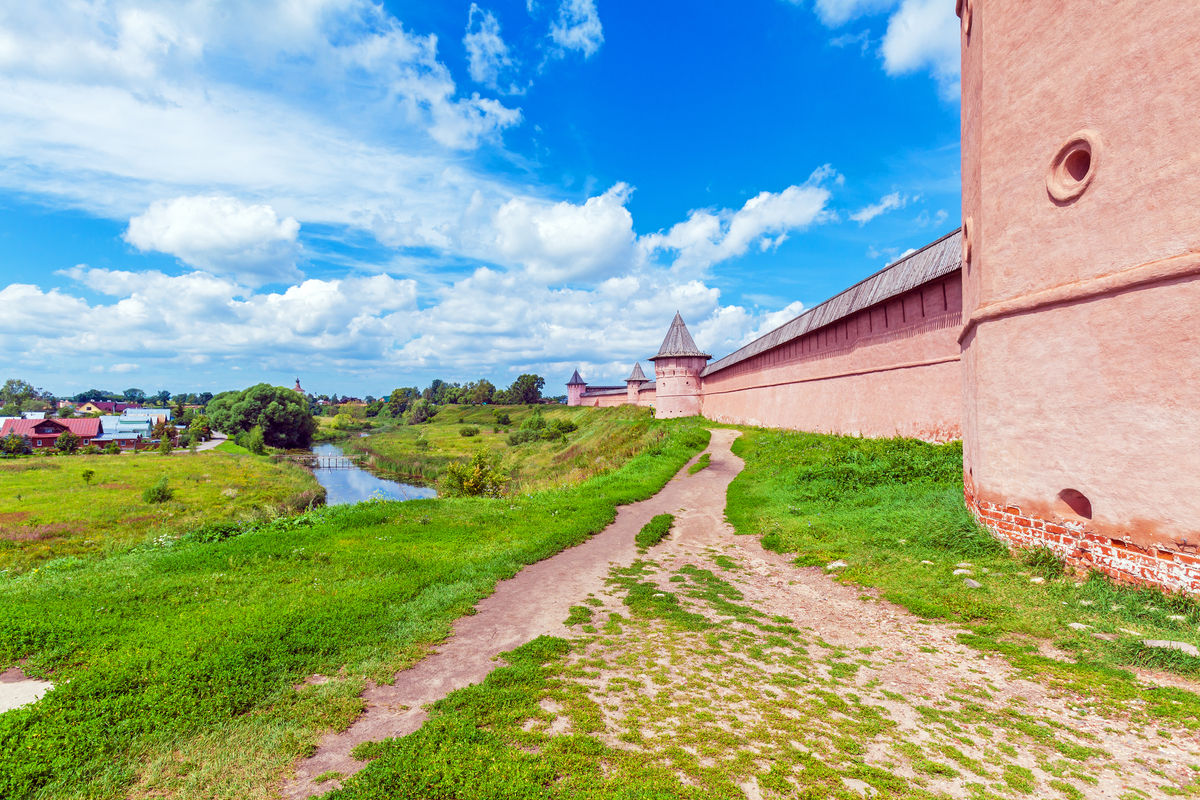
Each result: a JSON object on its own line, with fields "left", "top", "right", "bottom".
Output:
{"left": 567, "top": 369, "right": 586, "bottom": 386}
{"left": 626, "top": 362, "right": 647, "bottom": 382}
{"left": 650, "top": 312, "right": 710, "bottom": 360}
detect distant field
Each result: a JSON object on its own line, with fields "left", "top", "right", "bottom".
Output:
{"left": 345, "top": 405, "right": 666, "bottom": 491}
{"left": 0, "top": 451, "right": 322, "bottom": 574}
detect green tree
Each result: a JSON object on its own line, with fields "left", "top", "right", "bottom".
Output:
{"left": 56, "top": 431, "right": 81, "bottom": 454}
{"left": 73, "top": 388, "right": 113, "bottom": 403}
{"left": 57, "top": 406, "right": 75, "bottom": 418}
{"left": 152, "top": 418, "right": 175, "bottom": 443}
{"left": 466, "top": 379, "right": 495, "bottom": 405}
{"left": 0, "top": 433, "right": 31, "bottom": 455}
{"left": 405, "top": 398, "right": 438, "bottom": 425}
{"left": 81, "top": 469, "right": 95, "bottom": 485}
{"left": 206, "top": 384, "right": 317, "bottom": 448}
{"left": 501, "top": 374, "right": 545, "bottom": 405}
{"left": 385, "top": 387, "right": 420, "bottom": 418}
{"left": 0, "top": 379, "right": 40, "bottom": 412}
{"left": 123, "top": 388, "right": 147, "bottom": 404}
{"left": 152, "top": 390, "right": 171, "bottom": 406}
{"left": 188, "top": 414, "right": 212, "bottom": 441}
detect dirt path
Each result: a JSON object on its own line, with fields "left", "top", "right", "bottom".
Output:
{"left": 559, "top": 431, "right": 1200, "bottom": 799}
{"left": 281, "top": 432, "right": 733, "bottom": 798}
{"left": 286, "top": 429, "right": 1200, "bottom": 799}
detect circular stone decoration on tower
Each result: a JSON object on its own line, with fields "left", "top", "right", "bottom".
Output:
{"left": 1046, "top": 130, "right": 1101, "bottom": 204}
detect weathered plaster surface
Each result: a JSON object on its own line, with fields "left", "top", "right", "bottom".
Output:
{"left": 960, "top": 0, "right": 1200, "bottom": 582}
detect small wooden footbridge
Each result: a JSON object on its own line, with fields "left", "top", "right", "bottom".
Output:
{"left": 278, "top": 453, "right": 368, "bottom": 470}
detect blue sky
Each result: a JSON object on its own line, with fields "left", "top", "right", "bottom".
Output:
{"left": 0, "top": 0, "right": 960, "bottom": 397}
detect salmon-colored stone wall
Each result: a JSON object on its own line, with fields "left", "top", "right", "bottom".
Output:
{"left": 961, "top": 0, "right": 1200, "bottom": 582}
{"left": 701, "top": 273, "right": 962, "bottom": 441}
{"left": 581, "top": 392, "right": 627, "bottom": 409}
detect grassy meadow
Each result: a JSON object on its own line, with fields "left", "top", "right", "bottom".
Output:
{"left": 0, "top": 450, "right": 322, "bottom": 574}
{"left": 0, "top": 416, "right": 709, "bottom": 800}
{"left": 724, "top": 429, "right": 1200, "bottom": 688}
{"left": 345, "top": 405, "right": 666, "bottom": 491}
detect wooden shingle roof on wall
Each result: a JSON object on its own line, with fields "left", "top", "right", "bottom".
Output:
{"left": 703, "top": 228, "right": 962, "bottom": 376}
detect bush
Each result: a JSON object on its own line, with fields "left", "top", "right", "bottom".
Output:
{"left": 246, "top": 426, "right": 266, "bottom": 455}
{"left": 55, "top": 431, "right": 81, "bottom": 454}
{"left": 459, "top": 426, "right": 480, "bottom": 437}
{"left": 158, "top": 439, "right": 173, "bottom": 455}
{"left": 103, "top": 441, "right": 121, "bottom": 455}
{"left": 81, "top": 469, "right": 95, "bottom": 485}
{"left": 506, "top": 429, "right": 541, "bottom": 446}
{"left": 439, "top": 449, "right": 508, "bottom": 497}
{"left": 81, "top": 445, "right": 100, "bottom": 455}
{"left": 142, "top": 476, "right": 173, "bottom": 504}
{"left": 494, "top": 412, "right": 511, "bottom": 426}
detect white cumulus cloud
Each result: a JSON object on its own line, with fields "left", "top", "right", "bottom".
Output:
{"left": 642, "top": 166, "right": 838, "bottom": 273}
{"left": 880, "top": 0, "right": 961, "bottom": 99}
{"left": 549, "top": 0, "right": 603, "bottom": 58}
{"left": 494, "top": 184, "right": 638, "bottom": 282}
{"left": 124, "top": 196, "right": 302, "bottom": 285}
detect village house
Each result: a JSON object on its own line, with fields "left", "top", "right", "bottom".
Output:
{"left": 94, "top": 416, "right": 154, "bottom": 450}
{"left": 0, "top": 417, "right": 101, "bottom": 449}
{"left": 76, "top": 400, "right": 137, "bottom": 415}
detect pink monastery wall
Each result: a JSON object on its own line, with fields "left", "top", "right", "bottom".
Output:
{"left": 579, "top": 390, "right": 627, "bottom": 409}
{"left": 701, "top": 271, "right": 962, "bottom": 441}
{"left": 959, "top": 0, "right": 1200, "bottom": 592}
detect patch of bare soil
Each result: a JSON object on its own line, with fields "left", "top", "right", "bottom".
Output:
{"left": 0, "top": 522, "right": 80, "bottom": 541}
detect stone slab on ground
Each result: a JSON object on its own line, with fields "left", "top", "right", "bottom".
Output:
{"left": 0, "top": 667, "right": 53, "bottom": 714}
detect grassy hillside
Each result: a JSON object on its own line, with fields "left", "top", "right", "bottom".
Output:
{"left": 0, "top": 417, "right": 709, "bottom": 800}
{"left": 345, "top": 405, "right": 666, "bottom": 492}
{"left": 0, "top": 451, "right": 321, "bottom": 574}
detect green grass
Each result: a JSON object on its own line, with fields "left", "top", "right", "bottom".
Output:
{"left": 687, "top": 452, "right": 711, "bottom": 475}
{"left": 634, "top": 513, "right": 674, "bottom": 551}
{"left": 0, "top": 451, "right": 321, "bottom": 573}
{"left": 343, "top": 405, "right": 660, "bottom": 491}
{"left": 724, "top": 428, "right": 1200, "bottom": 714}
{"left": 214, "top": 440, "right": 253, "bottom": 455}
{"left": 0, "top": 417, "right": 709, "bottom": 800}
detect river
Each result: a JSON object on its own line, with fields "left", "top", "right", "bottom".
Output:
{"left": 310, "top": 442, "right": 437, "bottom": 506}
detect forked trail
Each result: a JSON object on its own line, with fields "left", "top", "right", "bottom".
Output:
{"left": 282, "top": 430, "right": 742, "bottom": 798}
{"left": 284, "top": 429, "right": 1200, "bottom": 799}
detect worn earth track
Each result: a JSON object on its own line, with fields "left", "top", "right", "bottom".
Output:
{"left": 285, "top": 429, "right": 1200, "bottom": 799}
{"left": 281, "top": 433, "right": 732, "bottom": 798}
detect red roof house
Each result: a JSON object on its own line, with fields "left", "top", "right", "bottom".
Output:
{"left": 1, "top": 418, "right": 102, "bottom": 450}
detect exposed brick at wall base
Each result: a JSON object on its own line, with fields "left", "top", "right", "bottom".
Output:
{"left": 963, "top": 483, "right": 1200, "bottom": 595}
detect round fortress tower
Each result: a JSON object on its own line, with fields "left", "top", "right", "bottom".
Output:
{"left": 566, "top": 369, "right": 586, "bottom": 407}
{"left": 959, "top": 0, "right": 1200, "bottom": 590}
{"left": 650, "top": 313, "right": 710, "bottom": 419}
{"left": 625, "top": 362, "right": 648, "bottom": 404}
